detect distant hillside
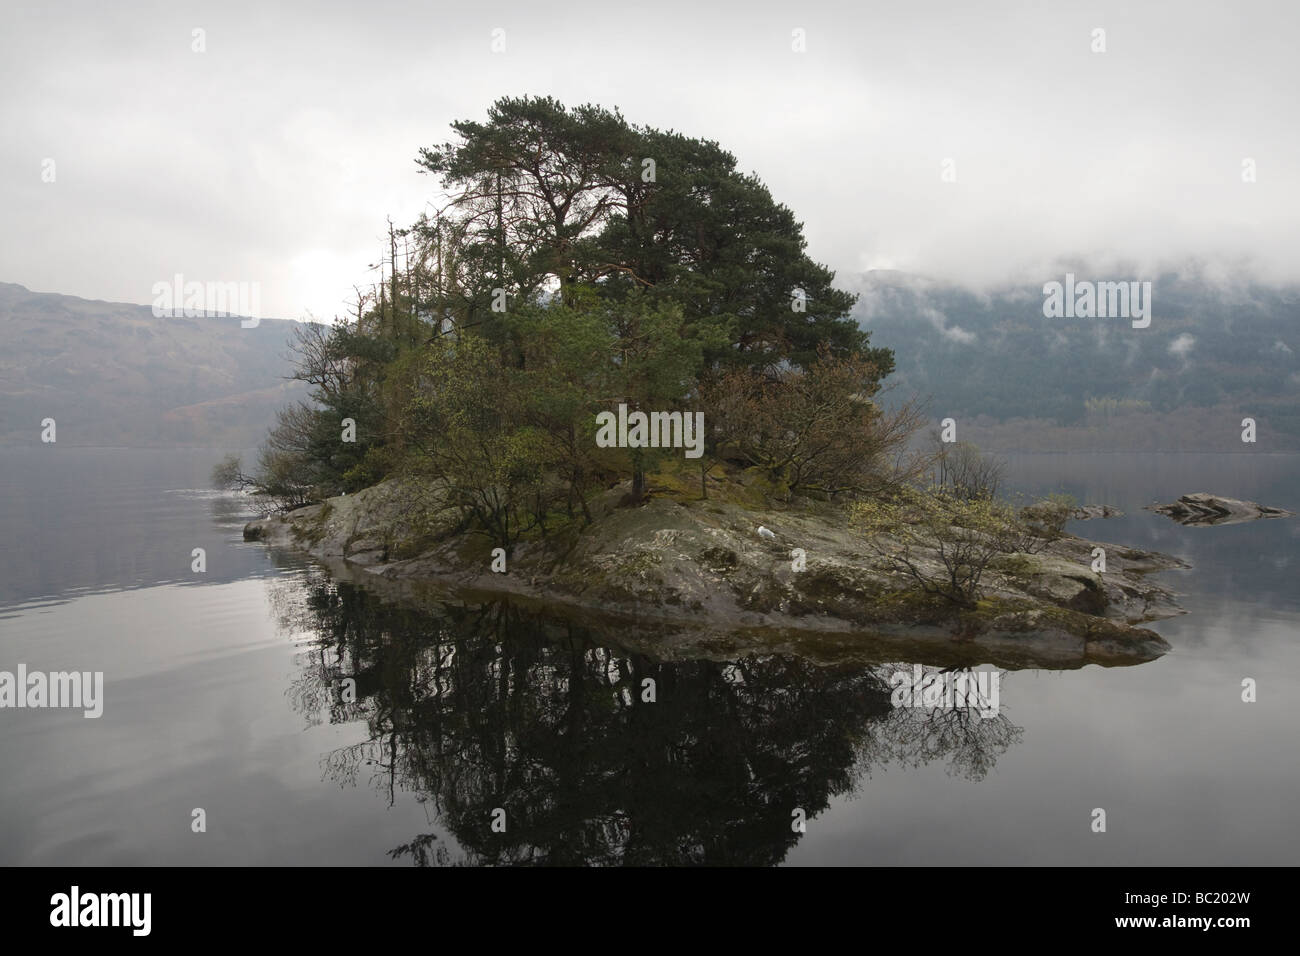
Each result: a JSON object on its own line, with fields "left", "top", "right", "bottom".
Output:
{"left": 0, "top": 282, "right": 310, "bottom": 446}
{"left": 853, "top": 270, "right": 1300, "bottom": 451}
{"left": 5, "top": 274, "right": 1297, "bottom": 453}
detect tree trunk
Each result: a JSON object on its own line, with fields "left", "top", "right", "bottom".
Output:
{"left": 631, "top": 457, "right": 646, "bottom": 502}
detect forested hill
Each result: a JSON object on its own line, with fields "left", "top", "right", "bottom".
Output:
{"left": 853, "top": 270, "right": 1300, "bottom": 451}
{"left": 0, "top": 282, "right": 308, "bottom": 446}
{"left": 6, "top": 266, "right": 1298, "bottom": 452}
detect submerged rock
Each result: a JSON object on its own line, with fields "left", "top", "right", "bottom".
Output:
{"left": 1145, "top": 492, "right": 1296, "bottom": 527}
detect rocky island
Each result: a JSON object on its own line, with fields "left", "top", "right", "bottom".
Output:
{"left": 244, "top": 472, "right": 1188, "bottom": 671}
{"left": 225, "top": 96, "right": 1193, "bottom": 674}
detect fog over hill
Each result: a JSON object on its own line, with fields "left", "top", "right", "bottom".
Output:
{"left": 3, "top": 270, "right": 1297, "bottom": 452}
{"left": 853, "top": 268, "right": 1300, "bottom": 451}
{"left": 0, "top": 282, "right": 309, "bottom": 447}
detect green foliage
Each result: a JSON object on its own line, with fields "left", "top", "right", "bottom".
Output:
{"left": 418, "top": 94, "right": 888, "bottom": 373}
{"left": 404, "top": 335, "right": 556, "bottom": 551}
{"left": 1019, "top": 493, "right": 1077, "bottom": 545}
{"left": 256, "top": 95, "right": 903, "bottom": 527}
{"left": 853, "top": 489, "right": 1027, "bottom": 608}
{"left": 252, "top": 402, "right": 337, "bottom": 510}
{"left": 705, "top": 347, "right": 923, "bottom": 498}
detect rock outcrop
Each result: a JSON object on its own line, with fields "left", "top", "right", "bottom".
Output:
{"left": 1145, "top": 493, "right": 1296, "bottom": 527}
{"left": 244, "top": 478, "right": 1189, "bottom": 669}
{"left": 1072, "top": 504, "right": 1124, "bottom": 520}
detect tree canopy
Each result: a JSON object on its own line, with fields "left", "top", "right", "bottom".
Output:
{"left": 416, "top": 95, "right": 887, "bottom": 371}
{"left": 224, "top": 96, "right": 906, "bottom": 547}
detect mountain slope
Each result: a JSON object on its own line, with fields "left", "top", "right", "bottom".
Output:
{"left": 0, "top": 282, "right": 310, "bottom": 446}
{"left": 5, "top": 272, "right": 1298, "bottom": 452}
{"left": 853, "top": 269, "right": 1300, "bottom": 451}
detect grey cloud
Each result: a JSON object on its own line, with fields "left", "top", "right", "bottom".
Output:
{"left": 2, "top": 0, "right": 1298, "bottom": 319}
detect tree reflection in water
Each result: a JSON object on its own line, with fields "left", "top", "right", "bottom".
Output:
{"left": 269, "top": 568, "right": 1023, "bottom": 865}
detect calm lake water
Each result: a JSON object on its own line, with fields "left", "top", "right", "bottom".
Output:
{"left": 1, "top": 447, "right": 1297, "bottom": 865}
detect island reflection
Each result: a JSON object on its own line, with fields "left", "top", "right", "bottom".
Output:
{"left": 268, "top": 566, "right": 1032, "bottom": 866}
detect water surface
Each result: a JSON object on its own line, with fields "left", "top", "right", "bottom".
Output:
{"left": 1, "top": 448, "right": 1296, "bottom": 865}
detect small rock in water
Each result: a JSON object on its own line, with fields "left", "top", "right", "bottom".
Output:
{"left": 1145, "top": 492, "right": 1296, "bottom": 527}
{"left": 1073, "top": 504, "right": 1124, "bottom": 520}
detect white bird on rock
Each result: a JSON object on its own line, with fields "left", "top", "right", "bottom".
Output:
{"left": 757, "top": 526, "right": 777, "bottom": 540}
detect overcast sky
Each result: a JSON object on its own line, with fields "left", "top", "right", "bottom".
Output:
{"left": 2, "top": 0, "right": 1297, "bottom": 320}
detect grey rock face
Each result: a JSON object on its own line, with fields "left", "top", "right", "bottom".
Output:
{"left": 1145, "top": 493, "right": 1296, "bottom": 527}
{"left": 1072, "top": 504, "right": 1124, "bottom": 520}
{"left": 243, "top": 478, "right": 1191, "bottom": 670}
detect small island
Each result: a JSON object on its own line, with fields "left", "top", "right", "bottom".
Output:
{"left": 226, "top": 96, "right": 1188, "bottom": 671}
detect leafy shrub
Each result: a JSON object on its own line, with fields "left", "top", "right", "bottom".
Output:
{"left": 853, "top": 489, "right": 1026, "bottom": 608}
